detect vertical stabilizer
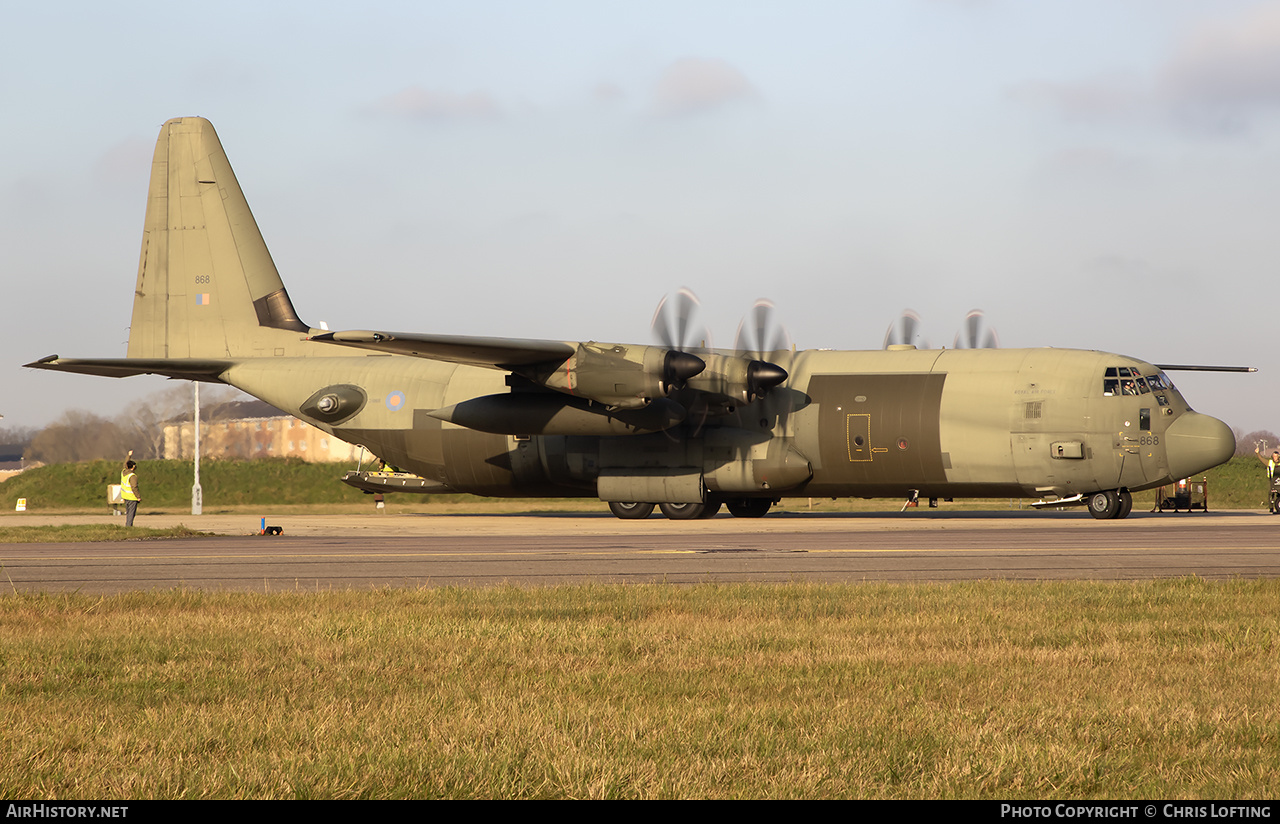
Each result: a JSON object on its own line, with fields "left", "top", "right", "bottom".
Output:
{"left": 128, "top": 117, "right": 311, "bottom": 359}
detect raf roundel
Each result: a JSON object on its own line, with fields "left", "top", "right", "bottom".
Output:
{"left": 385, "top": 390, "right": 406, "bottom": 412}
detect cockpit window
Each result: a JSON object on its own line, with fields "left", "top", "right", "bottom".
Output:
{"left": 1103, "top": 367, "right": 1165, "bottom": 397}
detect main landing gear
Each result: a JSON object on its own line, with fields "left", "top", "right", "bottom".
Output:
{"left": 607, "top": 501, "right": 655, "bottom": 520}
{"left": 1087, "top": 489, "right": 1133, "bottom": 520}
{"left": 659, "top": 500, "right": 721, "bottom": 520}
{"left": 608, "top": 497, "right": 774, "bottom": 520}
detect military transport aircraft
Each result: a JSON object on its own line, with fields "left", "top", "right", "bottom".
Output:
{"left": 26, "top": 117, "right": 1245, "bottom": 520}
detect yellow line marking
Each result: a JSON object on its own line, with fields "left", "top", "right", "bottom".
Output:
{"left": 846, "top": 413, "right": 871, "bottom": 462}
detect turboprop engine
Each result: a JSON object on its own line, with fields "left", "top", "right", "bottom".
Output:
{"left": 520, "top": 342, "right": 705, "bottom": 410}
{"left": 685, "top": 352, "right": 789, "bottom": 410}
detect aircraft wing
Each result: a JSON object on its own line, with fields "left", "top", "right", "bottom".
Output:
{"left": 307, "top": 330, "right": 576, "bottom": 369}
{"left": 24, "top": 356, "right": 232, "bottom": 382}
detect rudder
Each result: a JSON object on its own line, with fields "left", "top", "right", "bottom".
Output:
{"left": 128, "top": 117, "right": 311, "bottom": 359}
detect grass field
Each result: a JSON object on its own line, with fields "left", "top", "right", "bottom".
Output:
{"left": 0, "top": 456, "right": 1271, "bottom": 515}
{"left": 1, "top": 580, "right": 1276, "bottom": 799}
{"left": 2, "top": 458, "right": 1275, "bottom": 798}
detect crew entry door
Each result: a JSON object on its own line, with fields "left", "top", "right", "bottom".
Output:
{"left": 847, "top": 413, "right": 871, "bottom": 461}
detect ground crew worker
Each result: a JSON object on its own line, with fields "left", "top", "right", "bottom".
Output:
{"left": 121, "top": 460, "right": 141, "bottom": 526}
{"left": 1255, "top": 445, "right": 1279, "bottom": 480}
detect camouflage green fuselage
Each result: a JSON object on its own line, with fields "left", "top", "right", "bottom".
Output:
{"left": 224, "top": 345, "right": 1209, "bottom": 501}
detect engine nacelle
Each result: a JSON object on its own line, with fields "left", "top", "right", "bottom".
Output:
{"left": 685, "top": 353, "right": 789, "bottom": 410}
{"left": 524, "top": 343, "right": 704, "bottom": 410}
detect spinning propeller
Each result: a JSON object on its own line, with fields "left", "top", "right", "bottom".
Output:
{"left": 883, "top": 308, "right": 1000, "bottom": 350}
{"left": 734, "top": 299, "right": 791, "bottom": 401}
{"left": 651, "top": 289, "right": 791, "bottom": 412}
{"left": 649, "top": 288, "right": 707, "bottom": 392}
{"left": 883, "top": 309, "right": 929, "bottom": 349}
{"left": 953, "top": 309, "right": 1000, "bottom": 349}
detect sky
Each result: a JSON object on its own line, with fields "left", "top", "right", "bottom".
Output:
{"left": 3, "top": 0, "right": 1279, "bottom": 435}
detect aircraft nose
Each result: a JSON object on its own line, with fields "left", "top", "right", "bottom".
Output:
{"left": 1164, "top": 411, "right": 1236, "bottom": 481}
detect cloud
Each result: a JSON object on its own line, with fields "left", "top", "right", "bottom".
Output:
{"left": 1009, "top": 75, "right": 1148, "bottom": 124}
{"left": 650, "top": 58, "right": 759, "bottom": 117}
{"left": 368, "top": 86, "right": 502, "bottom": 121}
{"left": 1014, "top": 6, "right": 1280, "bottom": 135}
{"left": 1160, "top": 4, "right": 1280, "bottom": 130}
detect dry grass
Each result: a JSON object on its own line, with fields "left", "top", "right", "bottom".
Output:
{"left": 0, "top": 525, "right": 213, "bottom": 543}
{"left": 1, "top": 580, "right": 1277, "bottom": 798}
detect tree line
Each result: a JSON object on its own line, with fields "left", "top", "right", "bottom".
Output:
{"left": 1237, "top": 429, "right": 1280, "bottom": 458}
{"left": 1, "top": 386, "right": 248, "bottom": 465}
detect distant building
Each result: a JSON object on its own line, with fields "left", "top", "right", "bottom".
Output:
{"left": 0, "top": 437, "right": 32, "bottom": 480}
{"left": 163, "top": 400, "right": 363, "bottom": 463}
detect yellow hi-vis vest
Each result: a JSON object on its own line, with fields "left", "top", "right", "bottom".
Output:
{"left": 121, "top": 471, "right": 139, "bottom": 502}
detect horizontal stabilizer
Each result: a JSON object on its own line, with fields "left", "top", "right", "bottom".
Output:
{"left": 307, "top": 330, "right": 575, "bottom": 369}
{"left": 24, "top": 355, "right": 231, "bottom": 382}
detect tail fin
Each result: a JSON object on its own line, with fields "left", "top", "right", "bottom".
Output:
{"left": 127, "top": 117, "right": 312, "bottom": 359}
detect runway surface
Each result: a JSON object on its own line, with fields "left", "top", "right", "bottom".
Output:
{"left": 4, "top": 510, "right": 1279, "bottom": 593}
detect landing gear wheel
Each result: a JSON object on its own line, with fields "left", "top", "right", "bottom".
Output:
{"left": 1116, "top": 490, "right": 1133, "bottom": 520}
{"left": 608, "top": 501, "right": 654, "bottom": 520}
{"left": 1088, "top": 490, "right": 1121, "bottom": 520}
{"left": 659, "top": 501, "right": 720, "bottom": 520}
{"left": 726, "top": 498, "right": 772, "bottom": 518}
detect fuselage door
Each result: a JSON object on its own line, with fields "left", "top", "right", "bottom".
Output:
{"left": 846, "top": 413, "right": 871, "bottom": 461}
